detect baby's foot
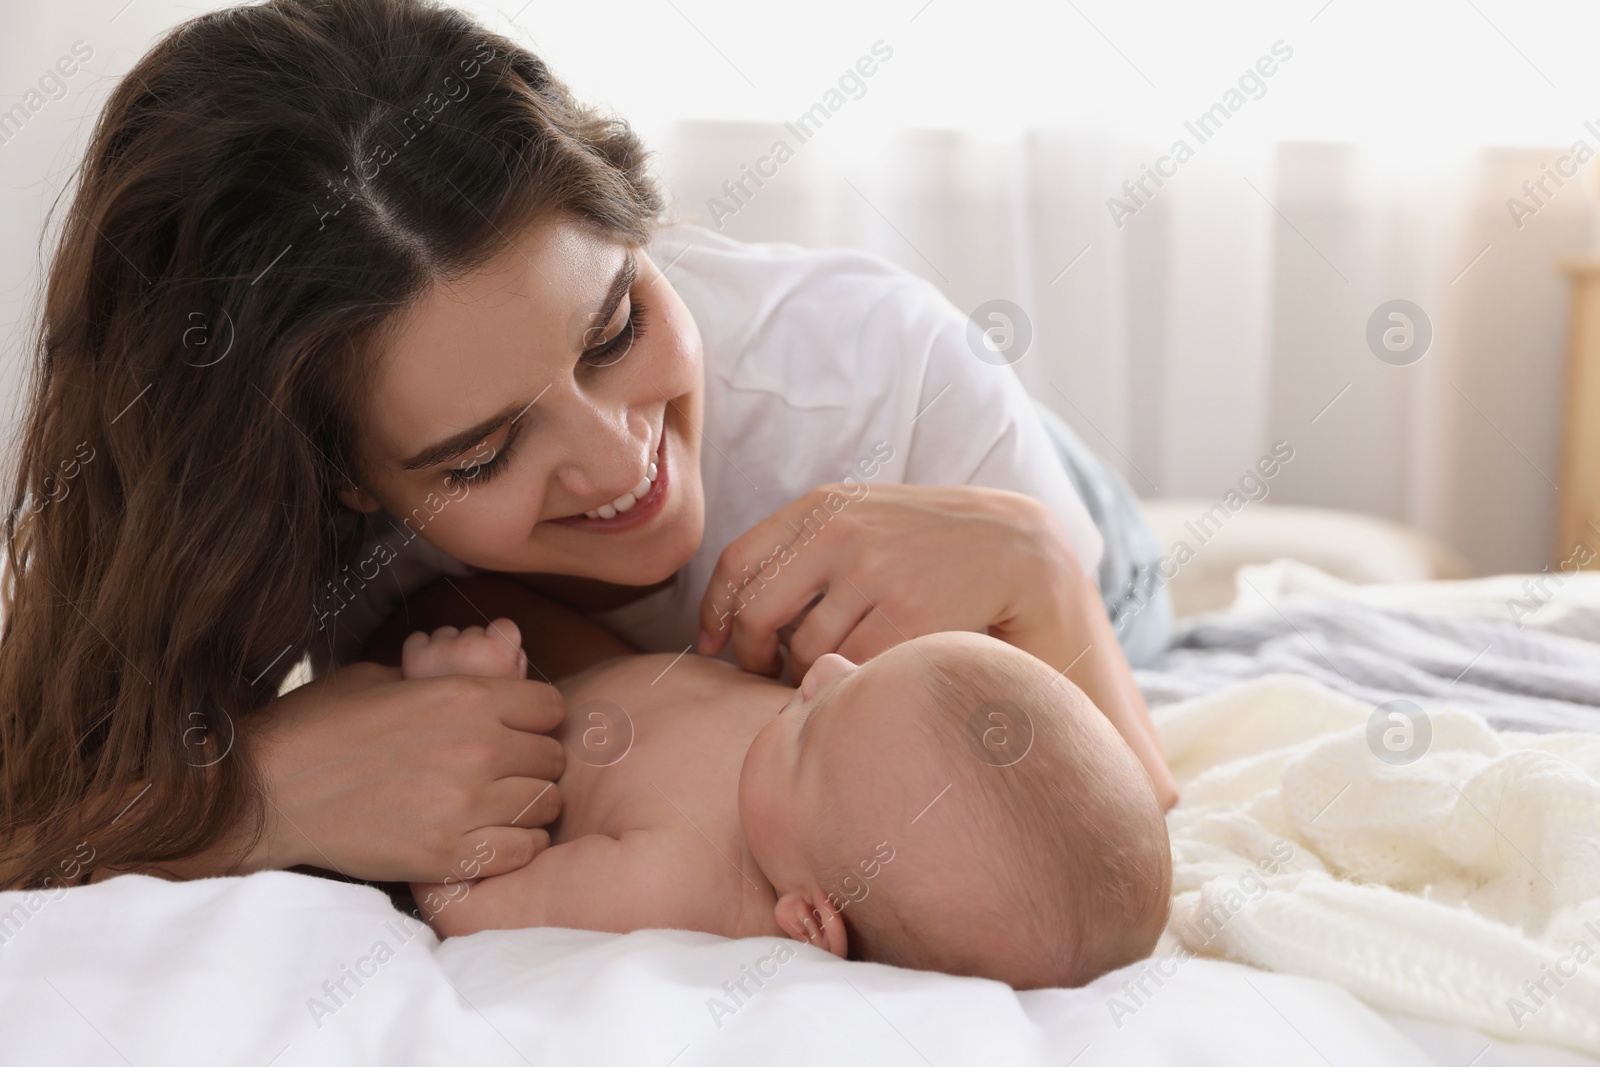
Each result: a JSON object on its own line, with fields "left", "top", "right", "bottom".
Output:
{"left": 401, "top": 619, "right": 526, "bottom": 681}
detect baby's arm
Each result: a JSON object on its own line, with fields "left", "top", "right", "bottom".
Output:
{"left": 415, "top": 827, "right": 740, "bottom": 939}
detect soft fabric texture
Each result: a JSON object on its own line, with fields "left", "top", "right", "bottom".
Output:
{"left": 1140, "top": 560, "right": 1600, "bottom": 733}
{"left": 1034, "top": 400, "right": 1173, "bottom": 667}
{"left": 0, "top": 870, "right": 1441, "bottom": 1067}
{"left": 1138, "top": 501, "right": 1470, "bottom": 617}
{"left": 1156, "top": 672, "right": 1600, "bottom": 1054}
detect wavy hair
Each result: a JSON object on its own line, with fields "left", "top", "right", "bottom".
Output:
{"left": 0, "top": 0, "right": 662, "bottom": 888}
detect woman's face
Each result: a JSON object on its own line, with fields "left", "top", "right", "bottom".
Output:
{"left": 340, "top": 214, "right": 705, "bottom": 587}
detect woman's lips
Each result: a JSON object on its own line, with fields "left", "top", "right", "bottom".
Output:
{"left": 548, "top": 432, "right": 670, "bottom": 534}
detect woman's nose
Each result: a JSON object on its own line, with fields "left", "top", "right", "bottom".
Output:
{"left": 551, "top": 409, "right": 655, "bottom": 499}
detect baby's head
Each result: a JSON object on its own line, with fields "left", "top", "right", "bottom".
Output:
{"left": 738, "top": 631, "right": 1171, "bottom": 990}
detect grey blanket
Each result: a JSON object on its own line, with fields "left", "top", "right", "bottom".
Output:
{"left": 1136, "top": 597, "right": 1600, "bottom": 735}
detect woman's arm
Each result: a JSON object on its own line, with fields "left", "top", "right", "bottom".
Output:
{"left": 148, "top": 577, "right": 619, "bottom": 884}
{"left": 695, "top": 483, "right": 1179, "bottom": 809}
{"left": 986, "top": 495, "right": 1178, "bottom": 809}
{"left": 105, "top": 659, "right": 569, "bottom": 883}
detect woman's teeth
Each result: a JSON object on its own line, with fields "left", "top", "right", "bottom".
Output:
{"left": 584, "top": 460, "right": 659, "bottom": 520}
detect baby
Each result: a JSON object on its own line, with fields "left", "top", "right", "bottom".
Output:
{"left": 407, "top": 622, "right": 1171, "bottom": 990}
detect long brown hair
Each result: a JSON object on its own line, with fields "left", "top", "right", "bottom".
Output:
{"left": 0, "top": 0, "right": 662, "bottom": 888}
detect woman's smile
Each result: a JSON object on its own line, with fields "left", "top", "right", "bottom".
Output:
{"left": 548, "top": 422, "right": 671, "bottom": 533}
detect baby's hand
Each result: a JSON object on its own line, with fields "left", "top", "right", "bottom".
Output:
{"left": 401, "top": 619, "right": 527, "bottom": 681}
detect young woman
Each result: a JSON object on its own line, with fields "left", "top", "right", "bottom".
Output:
{"left": 0, "top": 0, "right": 1175, "bottom": 892}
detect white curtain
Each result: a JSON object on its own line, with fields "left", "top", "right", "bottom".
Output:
{"left": 654, "top": 122, "right": 1597, "bottom": 575}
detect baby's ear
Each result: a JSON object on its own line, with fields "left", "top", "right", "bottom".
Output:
{"left": 773, "top": 890, "right": 848, "bottom": 959}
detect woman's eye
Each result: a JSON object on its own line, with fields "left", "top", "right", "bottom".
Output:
{"left": 447, "top": 452, "right": 501, "bottom": 488}
{"left": 446, "top": 434, "right": 515, "bottom": 488}
{"left": 580, "top": 298, "right": 649, "bottom": 369}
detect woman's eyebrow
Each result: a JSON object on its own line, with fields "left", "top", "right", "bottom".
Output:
{"left": 397, "top": 255, "right": 635, "bottom": 472}
{"left": 399, "top": 403, "right": 529, "bottom": 471}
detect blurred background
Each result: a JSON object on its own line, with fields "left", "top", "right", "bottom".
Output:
{"left": 6, "top": 0, "right": 1600, "bottom": 597}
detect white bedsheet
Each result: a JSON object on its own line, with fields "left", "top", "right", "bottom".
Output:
{"left": 0, "top": 870, "right": 1477, "bottom": 1066}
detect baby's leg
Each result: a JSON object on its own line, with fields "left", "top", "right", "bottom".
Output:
{"left": 403, "top": 618, "right": 533, "bottom": 921}
{"left": 361, "top": 572, "right": 636, "bottom": 679}
{"left": 401, "top": 619, "right": 527, "bottom": 681}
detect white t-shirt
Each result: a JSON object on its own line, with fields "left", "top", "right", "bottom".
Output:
{"left": 311, "top": 225, "right": 1102, "bottom": 675}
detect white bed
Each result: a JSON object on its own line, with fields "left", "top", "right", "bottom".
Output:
{"left": 2, "top": 563, "right": 1596, "bottom": 1067}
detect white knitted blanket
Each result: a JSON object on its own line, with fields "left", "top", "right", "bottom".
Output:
{"left": 1156, "top": 673, "right": 1600, "bottom": 1054}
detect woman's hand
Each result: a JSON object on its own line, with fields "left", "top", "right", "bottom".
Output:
{"left": 696, "top": 483, "right": 1065, "bottom": 677}
{"left": 696, "top": 482, "right": 1180, "bottom": 809}
{"left": 242, "top": 659, "right": 566, "bottom": 883}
